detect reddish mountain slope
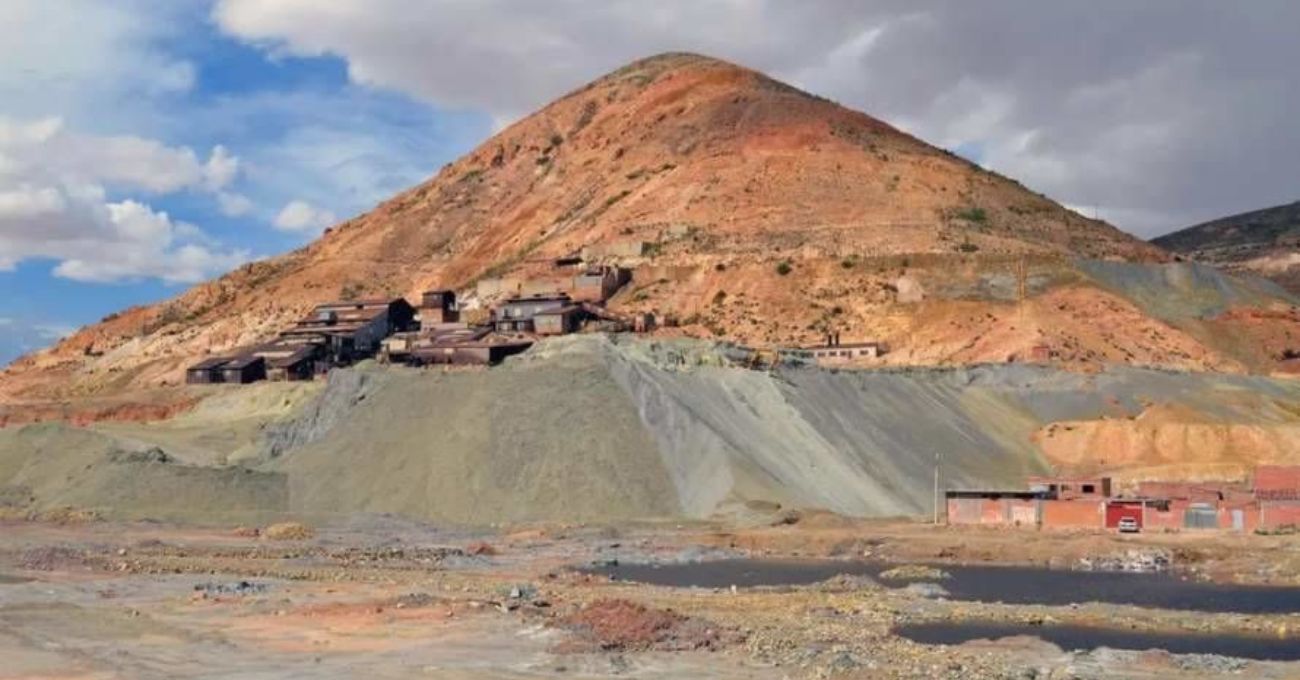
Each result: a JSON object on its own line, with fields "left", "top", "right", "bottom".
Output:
{"left": 10, "top": 52, "right": 1273, "bottom": 408}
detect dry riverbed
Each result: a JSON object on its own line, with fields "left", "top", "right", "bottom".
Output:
{"left": 1, "top": 515, "right": 1298, "bottom": 679}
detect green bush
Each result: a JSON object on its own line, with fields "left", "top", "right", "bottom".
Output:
{"left": 776, "top": 260, "right": 793, "bottom": 276}
{"left": 956, "top": 207, "right": 988, "bottom": 223}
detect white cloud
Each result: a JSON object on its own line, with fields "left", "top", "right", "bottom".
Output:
{"left": 0, "top": 116, "right": 229, "bottom": 195}
{"left": 0, "top": 0, "right": 196, "bottom": 126}
{"left": 273, "top": 199, "right": 336, "bottom": 232}
{"left": 0, "top": 5, "right": 258, "bottom": 286}
{"left": 216, "top": 191, "right": 254, "bottom": 217}
{"left": 1, "top": 195, "right": 249, "bottom": 284}
{"left": 0, "top": 115, "right": 250, "bottom": 283}
{"left": 213, "top": 1, "right": 1300, "bottom": 237}
{"left": 203, "top": 145, "right": 240, "bottom": 190}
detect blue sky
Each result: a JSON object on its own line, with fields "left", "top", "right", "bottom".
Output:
{"left": 0, "top": 2, "right": 489, "bottom": 364}
{"left": 4, "top": 1, "right": 1300, "bottom": 366}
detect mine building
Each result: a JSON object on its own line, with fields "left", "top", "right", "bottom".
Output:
{"left": 533, "top": 304, "right": 584, "bottom": 336}
{"left": 492, "top": 295, "right": 574, "bottom": 334}
{"left": 218, "top": 355, "right": 266, "bottom": 384}
{"left": 788, "top": 334, "right": 885, "bottom": 364}
{"left": 945, "top": 489, "right": 1049, "bottom": 527}
{"left": 186, "top": 356, "right": 232, "bottom": 384}
{"left": 420, "top": 290, "right": 459, "bottom": 326}
{"left": 1027, "top": 476, "right": 1111, "bottom": 500}
{"left": 476, "top": 265, "right": 630, "bottom": 304}
{"left": 409, "top": 337, "right": 534, "bottom": 366}
{"left": 947, "top": 467, "right": 1300, "bottom": 533}
{"left": 1254, "top": 465, "right": 1300, "bottom": 501}
{"left": 409, "top": 325, "right": 533, "bottom": 365}
{"left": 1254, "top": 465, "right": 1300, "bottom": 529}
{"left": 253, "top": 342, "right": 320, "bottom": 381}
{"left": 281, "top": 298, "right": 415, "bottom": 365}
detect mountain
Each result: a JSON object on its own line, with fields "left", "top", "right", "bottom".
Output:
{"left": 1154, "top": 200, "right": 1300, "bottom": 293}
{"left": 7, "top": 52, "right": 1300, "bottom": 414}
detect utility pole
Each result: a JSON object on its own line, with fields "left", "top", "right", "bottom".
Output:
{"left": 933, "top": 451, "right": 941, "bottom": 525}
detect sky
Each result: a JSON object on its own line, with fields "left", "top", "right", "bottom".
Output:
{"left": 2, "top": 1, "right": 1299, "bottom": 365}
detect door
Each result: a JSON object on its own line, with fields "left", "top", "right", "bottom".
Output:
{"left": 1184, "top": 503, "right": 1217, "bottom": 530}
{"left": 1232, "top": 509, "right": 1245, "bottom": 532}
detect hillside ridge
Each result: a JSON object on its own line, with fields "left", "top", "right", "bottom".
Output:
{"left": 1154, "top": 200, "right": 1300, "bottom": 294}
{"left": 10, "top": 51, "right": 1287, "bottom": 407}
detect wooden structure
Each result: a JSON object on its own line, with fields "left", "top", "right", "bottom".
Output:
{"left": 533, "top": 305, "right": 584, "bottom": 335}
{"left": 420, "top": 290, "right": 458, "bottom": 326}
{"left": 185, "top": 357, "right": 231, "bottom": 384}
{"left": 218, "top": 356, "right": 266, "bottom": 384}
{"left": 493, "top": 295, "right": 574, "bottom": 334}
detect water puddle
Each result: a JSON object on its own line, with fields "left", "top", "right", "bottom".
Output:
{"left": 0, "top": 574, "right": 32, "bottom": 584}
{"left": 896, "top": 621, "right": 1300, "bottom": 661}
{"left": 582, "top": 559, "right": 1300, "bottom": 614}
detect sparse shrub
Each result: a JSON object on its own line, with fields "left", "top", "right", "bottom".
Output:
{"left": 840, "top": 257, "right": 856, "bottom": 269}
{"left": 712, "top": 290, "right": 727, "bottom": 305}
{"left": 603, "top": 190, "right": 631, "bottom": 208}
{"left": 956, "top": 207, "right": 988, "bottom": 223}
{"left": 714, "top": 262, "right": 727, "bottom": 272}
{"left": 262, "top": 522, "right": 314, "bottom": 541}
{"left": 340, "top": 282, "right": 363, "bottom": 300}
{"left": 776, "top": 260, "right": 793, "bottom": 276}
{"left": 957, "top": 241, "right": 980, "bottom": 253}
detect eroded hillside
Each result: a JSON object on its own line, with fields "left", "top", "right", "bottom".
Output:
{"left": 1, "top": 52, "right": 1188, "bottom": 405}
{"left": 1155, "top": 200, "right": 1300, "bottom": 294}
{"left": 6, "top": 336, "right": 1300, "bottom": 524}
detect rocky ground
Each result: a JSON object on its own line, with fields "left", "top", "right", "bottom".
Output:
{"left": 2, "top": 514, "right": 1298, "bottom": 679}
{"left": 9, "top": 339, "right": 1300, "bottom": 528}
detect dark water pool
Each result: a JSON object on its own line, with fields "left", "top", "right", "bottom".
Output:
{"left": 0, "top": 573, "right": 32, "bottom": 584}
{"left": 896, "top": 621, "right": 1300, "bottom": 661}
{"left": 582, "top": 559, "right": 1300, "bottom": 614}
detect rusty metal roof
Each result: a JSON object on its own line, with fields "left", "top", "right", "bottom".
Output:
{"left": 188, "top": 356, "right": 232, "bottom": 370}
{"left": 266, "top": 346, "right": 316, "bottom": 367}
{"left": 222, "top": 355, "right": 265, "bottom": 370}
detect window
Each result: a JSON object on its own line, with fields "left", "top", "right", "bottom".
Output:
{"left": 1082, "top": 484, "right": 1095, "bottom": 494}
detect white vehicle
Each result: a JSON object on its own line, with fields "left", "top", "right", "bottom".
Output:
{"left": 1117, "top": 517, "right": 1140, "bottom": 533}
